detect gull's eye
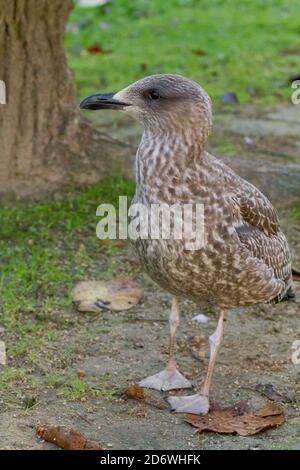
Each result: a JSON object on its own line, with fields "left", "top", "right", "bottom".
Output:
{"left": 149, "top": 90, "right": 160, "bottom": 100}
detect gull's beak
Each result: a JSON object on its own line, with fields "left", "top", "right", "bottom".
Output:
{"left": 80, "top": 93, "right": 130, "bottom": 111}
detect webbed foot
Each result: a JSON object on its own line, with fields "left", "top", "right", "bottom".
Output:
{"left": 167, "top": 393, "right": 209, "bottom": 414}
{"left": 139, "top": 368, "right": 192, "bottom": 391}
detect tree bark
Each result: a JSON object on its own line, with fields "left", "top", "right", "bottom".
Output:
{"left": 0, "top": 0, "right": 132, "bottom": 199}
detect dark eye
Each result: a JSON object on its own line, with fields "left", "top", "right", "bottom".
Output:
{"left": 149, "top": 90, "right": 160, "bottom": 100}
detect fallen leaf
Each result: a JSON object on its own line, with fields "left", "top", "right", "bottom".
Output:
{"left": 36, "top": 423, "right": 105, "bottom": 450}
{"left": 140, "top": 63, "right": 148, "bottom": 72}
{"left": 72, "top": 278, "right": 144, "bottom": 312}
{"left": 123, "top": 386, "right": 167, "bottom": 410}
{"left": 193, "top": 335, "right": 206, "bottom": 346}
{"left": 230, "top": 402, "right": 252, "bottom": 416}
{"left": 255, "top": 383, "right": 295, "bottom": 403}
{"left": 191, "top": 48, "right": 207, "bottom": 56}
{"left": 87, "top": 44, "right": 108, "bottom": 55}
{"left": 125, "top": 386, "right": 145, "bottom": 400}
{"left": 77, "top": 369, "right": 87, "bottom": 378}
{"left": 254, "top": 403, "right": 283, "bottom": 417}
{"left": 185, "top": 402, "right": 284, "bottom": 436}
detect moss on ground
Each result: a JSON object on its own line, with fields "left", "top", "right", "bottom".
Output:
{"left": 0, "top": 176, "right": 135, "bottom": 408}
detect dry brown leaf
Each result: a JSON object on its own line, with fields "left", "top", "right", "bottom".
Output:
{"left": 192, "top": 48, "right": 208, "bottom": 56}
{"left": 253, "top": 403, "right": 284, "bottom": 417}
{"left": 72, "top": 278, "right": 144, "bottom": 312}
{"left": 86, "top": 44, "right": 109, "bottom": 55}
{"left": 185, "top": 402, "right": 285, "bottom": 436}
{"left": 125, "top": 386, "right": 145, "bottom": 400}
{"left": 36, "top": 423, "right": 105, "bottom": 450}
{"left": 124, "top": 386, "right": 168, "bottom": 410}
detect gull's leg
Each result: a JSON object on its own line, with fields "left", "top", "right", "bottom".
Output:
{"left": 167, "top": 309, "right": 226, "bottom": 414}
{"left": 139, "top": 297, "right": 192, "bottom": 391}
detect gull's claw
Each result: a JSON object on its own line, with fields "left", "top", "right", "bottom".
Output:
{"left": 139, "top": 368, "right": 192, "bottom": 391}
{"left": 167, "top": 393, "right": 209, "bottom": 414}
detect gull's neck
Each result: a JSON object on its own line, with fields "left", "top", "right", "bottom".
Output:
{"left": 135, "top": 126, "right": 206, "bottom": 192}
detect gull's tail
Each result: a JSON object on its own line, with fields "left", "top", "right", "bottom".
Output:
{"left": 273, "top": 270, "right": 299, "bottom": 304}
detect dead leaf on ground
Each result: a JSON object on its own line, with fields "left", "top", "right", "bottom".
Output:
{"left": 255, "top": 383, "right": 295, "bottom": 403}
{"left": 123, "top": 386, "right": 168, "bottom": 410}
{"left": 185, "top": 402, "right": 285, "bottom": 436}
{"left": 72, "top": 278, "right": 144, "bottom": 312}
{"left": 86, "top": 44, "right": 108, "bottom": 55}
{"left": 36, "top": 423, "right": 105, "bottom": 450}
{"left": 124, "top": 386, "right": 145, "bottom": 400}
{"left": 191, "top": 48, "right": 208, "bottom": 56}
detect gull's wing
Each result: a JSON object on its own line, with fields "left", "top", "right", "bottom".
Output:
{"left": 230, "top": 174, "right": 291, "bottom": 285}
{"left": 208, "top": 152, "right": 280, "bottom": 237}
{"left": 206, "top": 153, "right": 292, "bottom": 284}
{"left": 233, "top": 181, "right": 280, "bottom": 236}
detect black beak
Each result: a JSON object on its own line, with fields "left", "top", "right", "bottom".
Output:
{"left": 80, "top": 93, "right": 130, "bottom": 110}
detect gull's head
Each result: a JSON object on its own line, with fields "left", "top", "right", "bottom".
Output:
{"left": 80, "top": 74, "right": 212, "bottom": 137}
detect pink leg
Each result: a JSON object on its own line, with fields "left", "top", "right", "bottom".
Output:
{"left": 167, "top": 309, "right": 226, "bottom": 414}
{"left": 139, "top": 297, "right": 192, "bottom": 391}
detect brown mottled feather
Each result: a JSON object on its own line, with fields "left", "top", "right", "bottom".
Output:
{"left": 114, "top": 74, "right": 294, "bottom": 309}
{"left": 209, "top": 155, "right": 291, "bottom": 287}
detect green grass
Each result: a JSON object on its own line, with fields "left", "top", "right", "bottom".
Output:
{"left": 0, "top": 176, "right": 135, "bottom": 406}
{"left": 0, "top": 176, "right": 135, "bottom": 320}
{"left": 290, "top": 200, "right": 300, "bottom": 219}
{"left": 66, "top": 0, "right": 300, "bottom": 104}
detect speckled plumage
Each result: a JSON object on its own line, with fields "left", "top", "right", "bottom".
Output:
{"left": 118, "top": 75, "right": 293, "bottom": 310}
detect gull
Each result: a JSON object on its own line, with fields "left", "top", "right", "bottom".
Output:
{"left": 80, "top": 74, "right": 295, "bottom": 414}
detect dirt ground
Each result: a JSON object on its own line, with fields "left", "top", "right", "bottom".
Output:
{"left": 0, "top": 277, "right": 299, "bottom": 450}
{"left": 0, "top": 104, "right": 299, "bottom": 450}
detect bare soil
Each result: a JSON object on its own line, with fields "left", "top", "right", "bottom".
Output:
{"left": 0, "top": 272, "right": 299, "bottom": 450}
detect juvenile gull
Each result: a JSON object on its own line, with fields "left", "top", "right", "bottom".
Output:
{"left": 80, "top": 74, "right": 295, "bottom": 414}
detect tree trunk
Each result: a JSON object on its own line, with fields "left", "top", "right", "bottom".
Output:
{"left": 0, "top": 0, "right": 132, "bottom": 199}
